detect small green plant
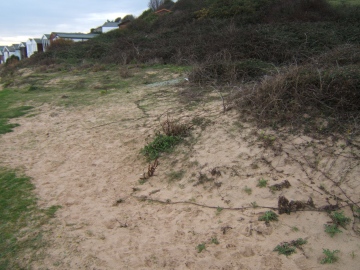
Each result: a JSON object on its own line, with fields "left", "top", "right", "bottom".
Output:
{"left": 330, "top": 211, "right": 351, "bottom": 228}
{"left": 258, "top": 132, "right": 277, "bottom": 147}
{"left": 292, "top": 238, "right": 307, "bottom": 247}
{"left": 141, "top": 134, "right": 181, "bottom": 161}
{"left": 196, "top": 243, "right": 206, "bottom": 253}
{"left": 320, "top": 249, "right": 340, "bottom": 264}
{"left": 273, "top": 238, "right": 307, "bottom": 257}
{"left": 211, "top": 237, "right": 219, "bottom": 245}
{"left": 354, "top": 207, "right": 360, "bottom": 218}
{"left": 257, "top": 178, "right": 268, "bottom": 188}
{"left": 251, "top": 201, "right": 258, "bottom": 208}
{"left": 324, "top": 224, "right": 342, "bottom": 237}
{"left": 138, "top": 178, "right": 147, "bottom": 185}
{"left": 351, "top": 251, "right": 355, "bottom": 259}
{"left": 259, "top": 211, "right": 278, "bottom": 223}
{"left": 216, "top": 207, "right": 223, "bottom": 215}
{"left": 243, "top": 186, "right": 252, "bottom": 195}
{"left": 167, "top": 170, "right": 185, "bottom": 182}
{"left": 274, "top": 243, "right": 296, "bottom": 256}
{"left": 291, "top": 226, "right": 299, "bottom": 232}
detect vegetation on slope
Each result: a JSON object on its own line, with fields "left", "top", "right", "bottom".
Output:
{"left": 1, "top": 0, "right": 360, "bottom": 135}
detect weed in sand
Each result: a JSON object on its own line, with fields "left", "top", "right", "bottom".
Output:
{"left": 274, "top": 238, "right": 307, "bottom": 257}
{"left": 216, "top": 207, "right": 223, "bottom": 215}
{"left": 167, "top": 170, "right": 185, "bottom": 182}
{"left": 138, "top": 179, "right": 148, "bottom": 185}
{"left": 257, "top": 178, "right": 268, "bottom": 188}
{"left": 196, "top": 243, "right": 206, "bottom": 253}
{"left": 211, "top": 237, "right": 220, "bottom": 245}
{"left": 274, "top": 243, "right": 296, "bottom": 256}
{"left": 259, "top": 211, "right": 278, "bottom": 223}
{"left": 330, "top": 211, "right": 351, "bottom": 228}
{"left": 251, "top": 201, "right": 258, "bottom": 208}
{"left": 291, "top": 226, "right": 299, "bottom": 232}
{"left": 351, "top": 251, "right": 356, "bottom": 259}
{"left": 320, "top": 249, "right": 340, "bottom": 264}
{"left": 292, "top": 238, "right": 307, "bottom": 247}
{"left": 243, "top": 186, "right": 252, "bottom": 195}
{"left": 258, "top": 132, "right": 276, "bottom": 147}
{"left": 324, "top": 224, "right": 342, "bottom": 237}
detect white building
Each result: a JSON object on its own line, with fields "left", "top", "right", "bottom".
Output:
{"left": 3, "top": 46, "right": 16, "bottom": 62}
{"left": 42, "top": 34, "right": 51, "bottom": 52}
{"left": 101, "top": 22, "right": 119, "bottom": 33}
{"left": 26, "top": 38, "right": 43, "bottom": 57}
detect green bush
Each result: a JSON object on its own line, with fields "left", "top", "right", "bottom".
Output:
{"left": 141, "top": 134, "right": 181, "bottom": 160}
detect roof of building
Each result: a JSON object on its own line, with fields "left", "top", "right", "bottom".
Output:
{"left": 5, "top": 46, "right": 16, "bottom": 52}
{"left": 12, "top": 44, "right": 20, "bottom": 49}
{"left": 102, "top": 22, "right": 120, "bottom": 28}
{"left": 53, "top": 32, "right": 98, "bottom": 39}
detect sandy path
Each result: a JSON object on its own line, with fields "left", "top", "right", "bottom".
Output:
{"left": 0, "top": 78, "right": 359, "bottom": 270}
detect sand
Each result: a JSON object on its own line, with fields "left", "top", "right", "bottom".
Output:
{"left": 0, "top": 70, "right": 359, "bottom": 270}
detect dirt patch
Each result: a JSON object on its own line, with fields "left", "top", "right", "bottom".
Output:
{"left": 0, "top": 69, "right": 359, "bottom": 269}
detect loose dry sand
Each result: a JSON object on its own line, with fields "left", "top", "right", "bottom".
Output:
{"left": 0, "top": 69, "right": 359, "bottom": 270}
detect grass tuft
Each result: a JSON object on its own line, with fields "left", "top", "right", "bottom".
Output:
{"left": 321, "top": 249, "right": 340, "bottom": 264}
{"left": 0, "top": 90, "right": 33, "bottom": 134}
{"left": 259, "top": 211, "right": 278, "bottom": 223}
{"left": 330, "top": 211, "right": 351, "bottom": 228}
{"left": 257, "top": 178, "right": 268, "bottom": 188}
{"left": 141, "top": 134, "right": 181, "bottom": 161}
{"left": 324, "top": 224, "right": 342, "bottom": 237}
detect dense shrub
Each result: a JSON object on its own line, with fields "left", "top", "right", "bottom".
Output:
{"left": 233, "top": 47, "right": 360, "bottom": 133}
{"left": 5, "top": 55, "right": 20, "bottom": 66}
{"left": 189, "top": 57, "right": 274, "bottom": 84}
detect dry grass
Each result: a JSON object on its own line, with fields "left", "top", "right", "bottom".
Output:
{"left": 232, "top": 49, "right": 360, "bottom": 135}
{"left": 160, "top": 115, "right": 190, "bottom": 137}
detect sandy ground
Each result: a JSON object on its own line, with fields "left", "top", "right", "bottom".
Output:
{"left": 0, "top": 70, "right": 360, "bottom": 270}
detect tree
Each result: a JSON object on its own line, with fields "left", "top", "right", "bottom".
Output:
{"left": 148, "top": 0, "right": 165, "bottom": 11}
{"left": 115, "top": 17, "right": 122, "bottom": 23}
{"left": 122, "top": 14, "right": 135, "bottom": 22}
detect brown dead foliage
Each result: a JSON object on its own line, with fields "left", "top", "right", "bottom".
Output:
{"left": 278, "top": 196, "right": 315, "bottom": 215}
{"left": 161, "top": 115, "right": 190, "bottom": 137}
{"left": 269, "top": 180, "right": 291, "bottom": 192}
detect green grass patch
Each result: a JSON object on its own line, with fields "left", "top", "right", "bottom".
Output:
{"left": 0, "top": 89, "right": 33, "bottom": 134}
{"left": 0, "top": 168, "right": 60, "bottom": 268}
{"left": 141, "top": 134, "right": 181, "bottom": 161}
